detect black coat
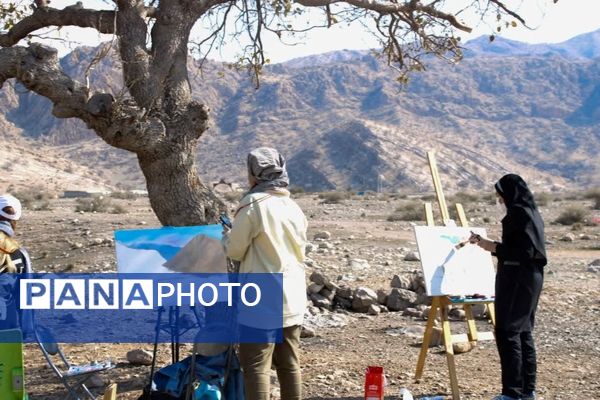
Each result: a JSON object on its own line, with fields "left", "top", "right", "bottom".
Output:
{"left": 494, "top": 174, "right": 546, "bottom": 332}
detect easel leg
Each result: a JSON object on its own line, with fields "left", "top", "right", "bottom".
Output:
{"left": 463, "top": 304, "right": 478, "bottom": 343}
{"left": 441, "top": 304, "right": 460, "bottom": 400}
{"left": 415, "top": 297, "right": 440, "bottom": 380}
{"left": 486, "top": 302, "right": 497, "bottom": 330}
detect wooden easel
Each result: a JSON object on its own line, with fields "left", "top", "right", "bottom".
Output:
{"left": 414, "top": 151, "right": 496, "bottom": 400}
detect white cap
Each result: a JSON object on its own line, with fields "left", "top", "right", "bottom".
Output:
{"left": 0, "top": 194, "right": 22, "bottom": 220}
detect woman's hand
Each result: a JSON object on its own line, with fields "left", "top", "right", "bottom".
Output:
{"left": 222, "top": 225, "right": 231, "bottom": 236}
{"left": 477, "top": 238, "right": 497, "bottom": 253}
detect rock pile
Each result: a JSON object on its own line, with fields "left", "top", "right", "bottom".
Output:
{"left": 307, "top": 271, "right": 430, "bottom": 315}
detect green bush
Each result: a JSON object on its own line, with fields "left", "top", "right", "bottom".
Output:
{"left": 555, "top": 206, "right": 588, "bottom": 225}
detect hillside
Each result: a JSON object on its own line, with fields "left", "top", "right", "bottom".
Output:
{"left": 1, "top": 30, "right": 599, "bottom": 193}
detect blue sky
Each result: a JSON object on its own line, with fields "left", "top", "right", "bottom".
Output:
{"left": 40, "top": 0, "right": 600, "bottom": 62}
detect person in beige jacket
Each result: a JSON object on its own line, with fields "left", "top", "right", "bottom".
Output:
{"left": 222, "top": 147, "right": 307, "bottom": 400}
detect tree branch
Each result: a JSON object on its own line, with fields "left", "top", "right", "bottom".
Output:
{"left": 294, "top": 0, "right": 472, "bottom": 32}
{"left": 489, "top": 0, "right": 526, "bottom": 25}
{"left": 0, "top": 6, "right": 116, "bottom": 47}
{"left": 0, "top": 44, "right": 166, "bottom": 154}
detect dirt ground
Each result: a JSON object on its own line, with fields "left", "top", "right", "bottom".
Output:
{"left": 16, "top": 194, "right": 599, "bottom": 400}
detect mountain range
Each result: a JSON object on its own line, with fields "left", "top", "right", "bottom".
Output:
{"left": 1, "top": 29, "right": 599, "bottom": 193}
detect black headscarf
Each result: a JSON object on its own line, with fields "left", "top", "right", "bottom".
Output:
{"left": 495, "top": 174, "right": 547, "bottom": 264}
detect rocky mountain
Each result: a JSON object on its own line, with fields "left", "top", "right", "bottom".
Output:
{"left": 1, "top": 29, "right": 599, "bottom": 193}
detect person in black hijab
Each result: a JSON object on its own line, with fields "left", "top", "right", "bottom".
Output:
{"left": 470, "top": 174, "right": 547, "bottom": 400}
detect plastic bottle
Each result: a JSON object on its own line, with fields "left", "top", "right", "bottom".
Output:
{"left": 400, "top": 388, "right": 414, "bottom": 400}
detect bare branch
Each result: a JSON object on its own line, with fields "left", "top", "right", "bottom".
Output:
{"left": 489, "top": 0, "right": 526, "bottom": 25}
{"left": 0, "top": 6, "right": 116, "bottom": 47}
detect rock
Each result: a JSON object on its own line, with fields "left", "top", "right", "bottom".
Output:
{"left": 590, "top": 259, "right": 600, "bottom": 266}
{"left": 324, "top": 280, "right": 340, "bottom": 291}
{"left": 86, "top": 374, "right": 105, "bottom": 388}
{"left": 402, "top": 308, "right": 423, "bottom": 318}
{"left": 404, "top": 251, "right": 421, "bottom": 261}
{"left": 305, "top": 243, "right": 316, "bottom": 255}
{"left": 367, "top": 304, "right": 381, "bottom": 315}
{"left": 348, "top": 259, "right": 370, "bottom": 269}
{"left": 310, "top": 272, "right": 329, "bottom": 286}
{"left": 560, "top": 233, "right": 576, "bottom": 242}
{"left": 449, "top": 308, "right": 466, "bottom": 320}
{"left": 403, "top": 325, "right": 425, "bottom": 338}
{"left": 376, "top": 289, "right": 388, "bottom": 305}
{"left": 588, "top": 265, "right": 600, "bottom": 273}
{"left": 307, "top": 283, "right": 324, "bottom": 294}
{"left": 391, "top": 274, "right": 411, "bottom": 289}
{"left": 410, "top": 272, "right": 426, "bottom": 292}
{"left": 71, "top": 242, "right": 83, "bottom": 250}
{"left": 314, "top": 231, "right": 332, "bottom": 240}
{"left": 416, "top": 292, "right": 431, "bottom": 306}
{"left": 300, "top": 326, "right": 316, "bottom": 338}
{"left": 91, "top": 238, "right": 104, "bottom": 245}
{"left": 453, "top": 342, "right": 473, "bottom": 354}
{"left": 387, "top": 288, "right": 418, "bottom": 311}
{"left": 320, "top": 288, "right": 336, "bottom": 301}
{"left": 318, "top": 242, "right": 334, "bottom": 249}
{"left": 352, "top": 287, "right": 378, "bottom": 312}
{"left": 336, "top": 285, "right": 353, "bottom": 299}
{"left": 127, "top": 349, "right": 153, "bottom": 366}
{"left": 580, "top": 234, "right": 594, "bottom": 240}
{"left": 471, "top": 304, "right": 487, "bottom": 319}
{"left": 334, "top": 297, "right": 353, "bottom": 310}
{"left": 310, "top": 293, "right": 331, "bottom": 308}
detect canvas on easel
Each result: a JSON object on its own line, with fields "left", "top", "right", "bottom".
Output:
{"left": 413, "top": 151, "right": 497, "bottom": 400}
{"left": 414, "top": 226, "right": 495, "bottom": 297}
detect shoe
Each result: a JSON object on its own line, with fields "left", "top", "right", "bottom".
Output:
{"left": 522, "top": 391, "right": 536, "bottom": 400}
{"left": 492, "top": 395, "right": 520, "bottom": 400}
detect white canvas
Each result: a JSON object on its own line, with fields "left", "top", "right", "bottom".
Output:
{"left": 413, "top": 226, "right": 496, "bottom": 297}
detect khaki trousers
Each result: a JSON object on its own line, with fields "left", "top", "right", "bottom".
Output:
{"left": 238, "top": 325, "right": 302, "bottom": 400}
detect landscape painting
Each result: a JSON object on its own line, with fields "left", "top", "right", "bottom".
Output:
{"left": 414, "top": 226, "right": 495, "bottom": 297}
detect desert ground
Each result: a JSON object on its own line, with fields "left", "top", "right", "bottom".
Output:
{"left": 16, "top": 191, "right": 599, "bottom": 400}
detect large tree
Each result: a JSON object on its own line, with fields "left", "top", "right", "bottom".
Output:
{"left": 0, "top": 0, "right": 528, "bottom": 226}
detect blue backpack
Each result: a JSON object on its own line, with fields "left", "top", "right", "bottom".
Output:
{"left": 150, "top": 349, "right": 244, "bottom": 400}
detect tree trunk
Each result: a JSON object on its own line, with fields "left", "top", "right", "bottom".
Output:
{"left": 138, "top": 139, "right": 225, "bottom": 226}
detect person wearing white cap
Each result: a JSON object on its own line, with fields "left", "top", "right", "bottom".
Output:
{"left": 0, "top": 194, "right": 32, "bottom": 338}
{"left": 0, "top": 194, "right": 31, "bottom": 274}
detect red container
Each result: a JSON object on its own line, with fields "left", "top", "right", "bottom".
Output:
{"left": 364, "top": 366, "right": 384, "bottom": 400}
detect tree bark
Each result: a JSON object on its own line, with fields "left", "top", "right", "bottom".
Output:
{"left": 138, "top": 140, "right": 225, "bottom": 226}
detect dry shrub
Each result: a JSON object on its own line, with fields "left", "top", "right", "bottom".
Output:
{"left": 555, "top": 206, "right": 588, "bottom": 225}
{"left": 583, "top": 188, "right": 600, "bottom": 209}
{"left": 319, "top": 191, "right": 350, "bottom": 204}
{"left": 110, "top": 191, "right": 138, "bottom": 200}
{"left": 13, "top": 188, "right": 53, "bottom": 209}
{"left": 223, "top": 191, "right": 243, "bottom": 203}
{"left": 388, "top": 201, "right": 423, "bottom": 221}
{"left": 76, "top": 196, "right": 117, "bottom": 213}
{"left": 535, "top": 192, "right": 551, "bottom": 207}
